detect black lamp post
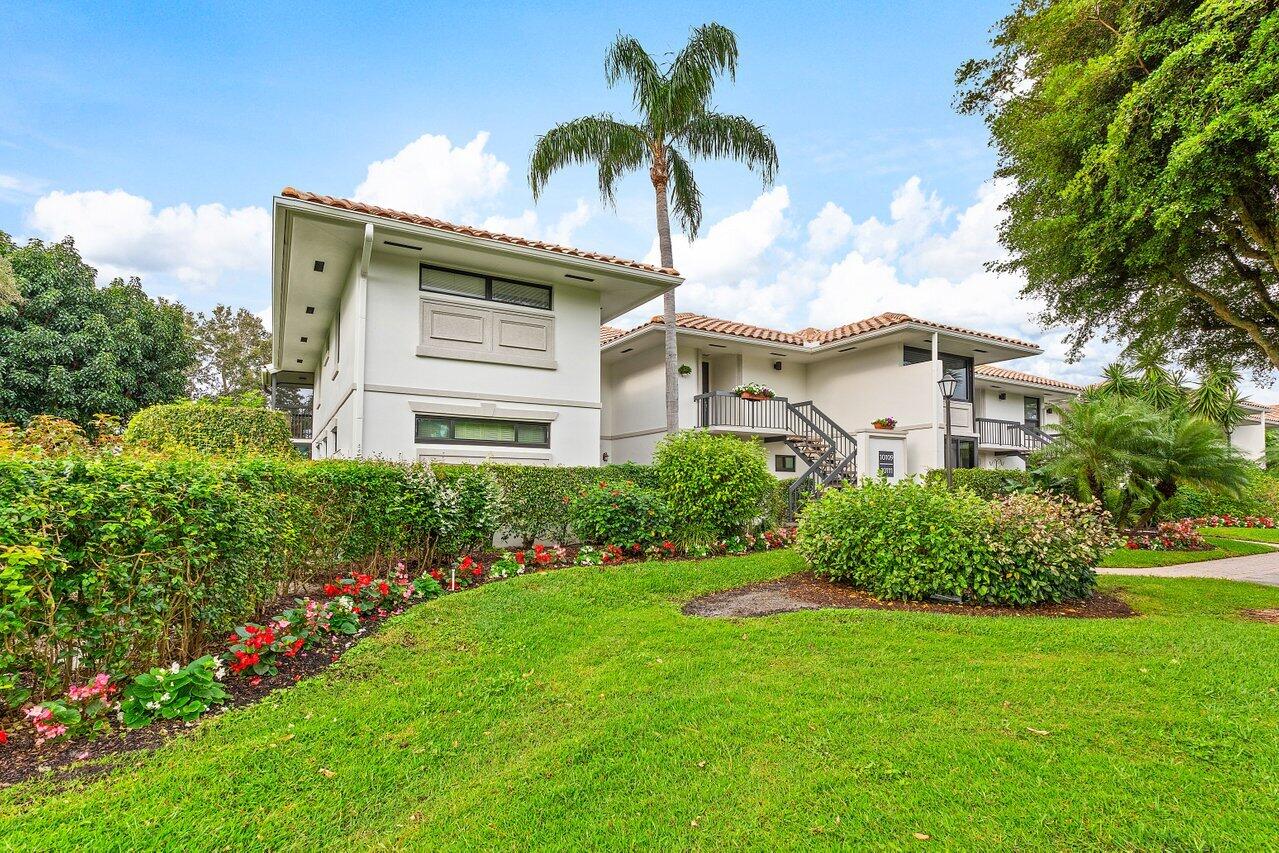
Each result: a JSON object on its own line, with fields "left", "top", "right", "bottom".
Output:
{"left": 937, "top": 372, "right": 958, "bottom": 489}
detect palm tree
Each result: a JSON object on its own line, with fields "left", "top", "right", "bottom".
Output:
{"left": 1187, "top": 363, "right": 1250, "bottom": 435}
{"left": 529, "top": 23, "right": 778, "bottom": 434}
{"left": 1136, "top": 413, "right": 1252, "bottom": 526}
{"left": 1038, "top": 395, "right": 1160, "bottom": 510}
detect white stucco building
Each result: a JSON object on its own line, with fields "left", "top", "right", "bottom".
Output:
{"left": 266, "top": 189, "right": 1267, "bottom": 491}
{"left": 267, "top": 188, "right": 680, "bottom": 464}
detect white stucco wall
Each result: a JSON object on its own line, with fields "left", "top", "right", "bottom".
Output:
{"left": 323, "top": 247, "right": 603, "bottom": 465}
{"left": 1233, "top": 418, "right": 1266, "bottom": 463}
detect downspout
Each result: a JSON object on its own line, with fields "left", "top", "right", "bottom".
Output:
{"left": 353, "top": 223, "right": 373, "bottom": 457}
{"left": 931, "top": 331, "right": 940, "bottom": 470}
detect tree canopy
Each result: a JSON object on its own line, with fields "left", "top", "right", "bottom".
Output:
{"left": 958, "top": 0, "right": 1279, "bottom": 374}
{"left": 0, "top": 231, "right": 195, "bottom": 427}
{"left": 188, "top": 304, "right": 272, "bottom": 400}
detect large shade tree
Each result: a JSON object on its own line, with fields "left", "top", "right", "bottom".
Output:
{"left": 529, "top": 22, "right": 778, "bottom": 433}
{"left": 957, "top": 1, "right": 1279, "bottom": 374}
{"left": 0, "top": 231, "right": 194, "bottom": 427}
{"left": 188, "top": 304, "right": 272, "bottom": 400}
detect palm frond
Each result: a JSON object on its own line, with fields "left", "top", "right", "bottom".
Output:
{"left": 678, "top": 112, "right": 778, "bottom": 185}
{"left": 667, "top": 23, "right": 739, "bottom": 117}
{"left": 665, "top": 147, "right": 703, "bottom": 237}
{"left": 604, "top": 34, "right": 664, "bottom": 114}
{"left": 528, "top": 115, "right": 649, "bottom": 205}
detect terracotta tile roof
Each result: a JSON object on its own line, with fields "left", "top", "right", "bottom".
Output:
{"left": 1267, "top": 403, "right": 1279, "bottom": 422}
{"left": 600, "top": 326, "right": 627, "bottom": 345}
{"left": 280, "top": 187, "right": 680, "bottom": 278}
{"left": 974, "top": 365, "right": 1085, "bottom": 392}
{"left": 600, "top": 312, "right": 1040, "bottom": 352}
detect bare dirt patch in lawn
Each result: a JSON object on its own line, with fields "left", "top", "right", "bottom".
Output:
{"left": 683, "top": 573, "right": 1135, "bottom": 619}
{"left": 1241, "top": 608, "right": 1279, "bottom": 624}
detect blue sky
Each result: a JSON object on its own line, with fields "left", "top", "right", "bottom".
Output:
{"left": 0, "top": 1, "right": 1162, "bottom": 386}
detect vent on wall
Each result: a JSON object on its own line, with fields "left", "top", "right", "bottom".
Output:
{"left": 384, "top": 240, "right": 422, "bottom": 251}
{"left": 313, "top": 260, "right": 326, "bottom": 272}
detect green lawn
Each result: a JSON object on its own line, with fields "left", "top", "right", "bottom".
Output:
{"left": 1099, "top": 534, "right": 1272, "bottom": 567}
{"left": 5, "top": 552, "right": 1279, "bottom": 850}
{"left": 1200, "top": 526, "right": 1279, "bottom": 544}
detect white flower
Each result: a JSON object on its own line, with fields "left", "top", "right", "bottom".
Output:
{"left": 159, "top": 693, "right": 171, "bottom": 703}
{"left": 169, "top": 662, "right": 180, "bottom": 673}
{"left": 145, "top": 701, "right": 160, "bottom": 711}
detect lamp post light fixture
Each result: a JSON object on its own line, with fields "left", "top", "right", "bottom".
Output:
{"left": 937, "top": 373, "right": 958, "bottom": 489}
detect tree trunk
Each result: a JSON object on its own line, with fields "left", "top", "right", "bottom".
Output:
{"left": 652, "top": 169, "right": 679, "bottom": 434}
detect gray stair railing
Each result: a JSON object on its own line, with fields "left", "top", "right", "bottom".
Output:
{"left": 693, "top": 391, "right": 857, "bottom": 516}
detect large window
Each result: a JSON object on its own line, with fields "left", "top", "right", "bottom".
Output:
{"left": 420, "top": 264, "right": 552, "bottom": 311}
{"left": 414, "top": 415, "right": 550, "bottom": 448}
{"left": 951, "top": 437, "right": 977, "bottom": 469}
{"left": 903, "top": 346, "right": 974, "bottom": 402}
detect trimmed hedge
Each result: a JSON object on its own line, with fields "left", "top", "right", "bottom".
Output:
{"left": 124, "top": 402, "right": 295, "bottom": 457}
{"left": 922, "top": 467, "right": 1034, "bottom": 498}
{"left": 1156, "top": 466, "right": 1279, "bottom": 521}
{"left": 0, "top": 454, "right": 466, "bottom": 705}
{"left": 795, "top": 479, "right": 1113, "bottom": 605}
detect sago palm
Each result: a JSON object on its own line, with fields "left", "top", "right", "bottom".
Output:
{"left": 1137, "top": 413, "right": 1252, "bottom": 526}
{"left": 529, "top": 23, "right": 778, "bottom": 433}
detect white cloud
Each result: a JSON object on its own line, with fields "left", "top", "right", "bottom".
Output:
{"left": 482, "top": 198, "right": 593, "bottom": 246}
{"left": 806, "top": 202, "right": 854, "bottom": 255}
{"left": 850, "top": 176, "right": 947, "bottom": 260}
{"left": 354, "top": 131, "right": 508, "bottom": 221}
{"left": 646, "top": 185, "right": 791, "bottom": 284}
{"left": 27, "top": 189, "right": 270, "bottom": 288}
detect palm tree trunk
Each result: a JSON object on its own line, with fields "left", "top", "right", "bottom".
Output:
{"left": 652, "top": 173, "right": 679, "bottom": 434}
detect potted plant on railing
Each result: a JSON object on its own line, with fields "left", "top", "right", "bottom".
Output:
{"left": 733, "top": 382, "right": 776, "bottom": 401}
{"left": 871, "top": 416, "right": 897, "bottom": 430}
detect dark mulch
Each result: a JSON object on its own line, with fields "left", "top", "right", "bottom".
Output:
{"left": 1241, "top": 608, "right": 1279, "bottom": 624}
{"left": 682, "top": 572, "right": 1136, "bottom": 619}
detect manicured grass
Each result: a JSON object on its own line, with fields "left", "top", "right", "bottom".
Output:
{"left": 1100, "top": 534, "right": 1272, "bottom": 568}
{"left": 1200, "top": 526, "right": 1279, "bottom": 544}
{"left": 4, "top": 552, "right": 1279, "bottom": 849}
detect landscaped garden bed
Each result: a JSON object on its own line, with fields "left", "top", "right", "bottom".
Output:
{"left": 683, "top": 572, "right": 1135, "bottom": 619}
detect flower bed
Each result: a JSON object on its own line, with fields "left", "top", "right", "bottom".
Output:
{"left": 1122, "top": 520, "right": 1212, "bottom": 551}
{"left": 0, "top": 529, "right": 795, "bottom": 783}
{"left": 1188, "top": 514, "right": 1275, "bottom": 529}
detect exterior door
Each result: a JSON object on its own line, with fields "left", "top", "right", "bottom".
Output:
{"left": 699, "top": 361, "right": 711, "bottom": 427}
{"left": 1024, "top": 395, "right": 1041, "bottom": 429}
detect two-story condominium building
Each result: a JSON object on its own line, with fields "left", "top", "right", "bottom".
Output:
{"left": 267, "top": 189, "right": 681, "bottom": 464}
{"left": 600, "top": 312, "right": 1072, "bottom": 482}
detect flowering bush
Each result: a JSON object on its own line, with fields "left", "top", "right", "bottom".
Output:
{"left": 568, "top": 480, "right": 671, "bottom": 547}
{"left": 574, "top": 546, "right": 602, "bottom": 567}
{"left": 732, "top": 382, "right": 775, "bottom": 398}
{"left": 456, "top": 554, "right": 486, "bottom": 586}
{"left": 797, "top": 479, "right": 1113, "bottom": 605}
{"left": 527, "top": 543, "right": 565, "bottom": 567}
{"left": 645, "top": 540, "right": 679, "bottom": 561}
{"left": 1190, "top": 514, "right": 1275, "bottom": 529}
{"left": 225, "top": 620, "right": 304, "bottom": 677}
{"left": 601, "top": 544, "right": 627, "bottom": 565}
{"left": 723, "top": 535, "right": 750, "bottom": 555}
{"left": 490, "top": 551, "right": 523, "bottom": 579}
{"left": 119, "top": 656, "right": 228, "bottom": 728}
{"left": 24, "top": 673, "right": 117, "bottom": 744}
{"left": 1124, "top": 520, "right": 1211, "bottom": 551}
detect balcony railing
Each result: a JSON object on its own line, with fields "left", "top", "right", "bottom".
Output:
{"left": 287, "top": 413, "right": 313, "bottom": 441}
{"left": 975, "top": 417, "right": 1050, "bottom": 452}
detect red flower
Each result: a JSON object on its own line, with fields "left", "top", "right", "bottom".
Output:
{"left": 0, "top": 730, "right": 7, "bottom": 745}
{"left": 323, "top": 583, "right": 339, "bottom": 597}
{"left": 514, "top": 552, "right": 526, "bottom": 565}
{"left": 249, "top": 676, "right": 262, "bottom": 686}
{"left": 285, "top": 638, "right": 304, "bottom": 657}
{"left": 471, "top": 565, "right": 483, "bottom": 577}
{"left": 378, "top": 581, "right": 390, "bottom": 596}
{"left": 245, "top": 625, "right": 259, "bottom": 634}
{"left": 460, "top": 556, "right": 474, "bottom": 570}
{"left": 430, "top": 569, "right": 443, "bottom": 581}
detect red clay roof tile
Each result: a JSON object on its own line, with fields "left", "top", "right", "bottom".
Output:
{"left": 280, "top": 187, "right": 680, "bottom": 278}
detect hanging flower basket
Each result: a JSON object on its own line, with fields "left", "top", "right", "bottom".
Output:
{"left": 732, "top": 382, "right": 776, "bottom": 401}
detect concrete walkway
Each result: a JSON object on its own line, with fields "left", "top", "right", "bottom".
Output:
{"left": 1099, "top": 548, "right": 1279, "bottom": 587}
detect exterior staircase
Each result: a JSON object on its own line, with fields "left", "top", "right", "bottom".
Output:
{"left": 694, "top": 391, "right": 857, "bottom": 516}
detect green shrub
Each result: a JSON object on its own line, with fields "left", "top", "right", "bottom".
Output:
{"left": 0, "top": 453, "right": 459, "bottom": 705}
{"left": 653, "top": 430, "right": 774, "bottom": 543}
{"left": 124, "top": 401, "right": 294, "bottom": 457}
{"left": 568, "top": 480, "right": 671, "bottom": 546}
{"left": 440, "top": 465, "right": 503, "bottom": 553}
{"left": 922, "top": 467, "right": 1034, "bottom": 498}
{"left": 1157, "top": 465, "right": 1278, "bottom": 520}
{"left": 795, "top": 479, "right": 1109, "bottom": 605}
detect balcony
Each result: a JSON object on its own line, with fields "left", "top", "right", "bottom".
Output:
{"left": 975, "top": 417, "right": 1051, "bottom": 453}
{"left": 286, "top": 413, "right": 313, "bottom": 441}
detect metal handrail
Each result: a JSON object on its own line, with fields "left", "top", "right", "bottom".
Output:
{"left": 693, "top": 391, "right": 857, "bottom": 516}
{"left": 975, "top": 417, "right": 1051, "bottom": 451}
